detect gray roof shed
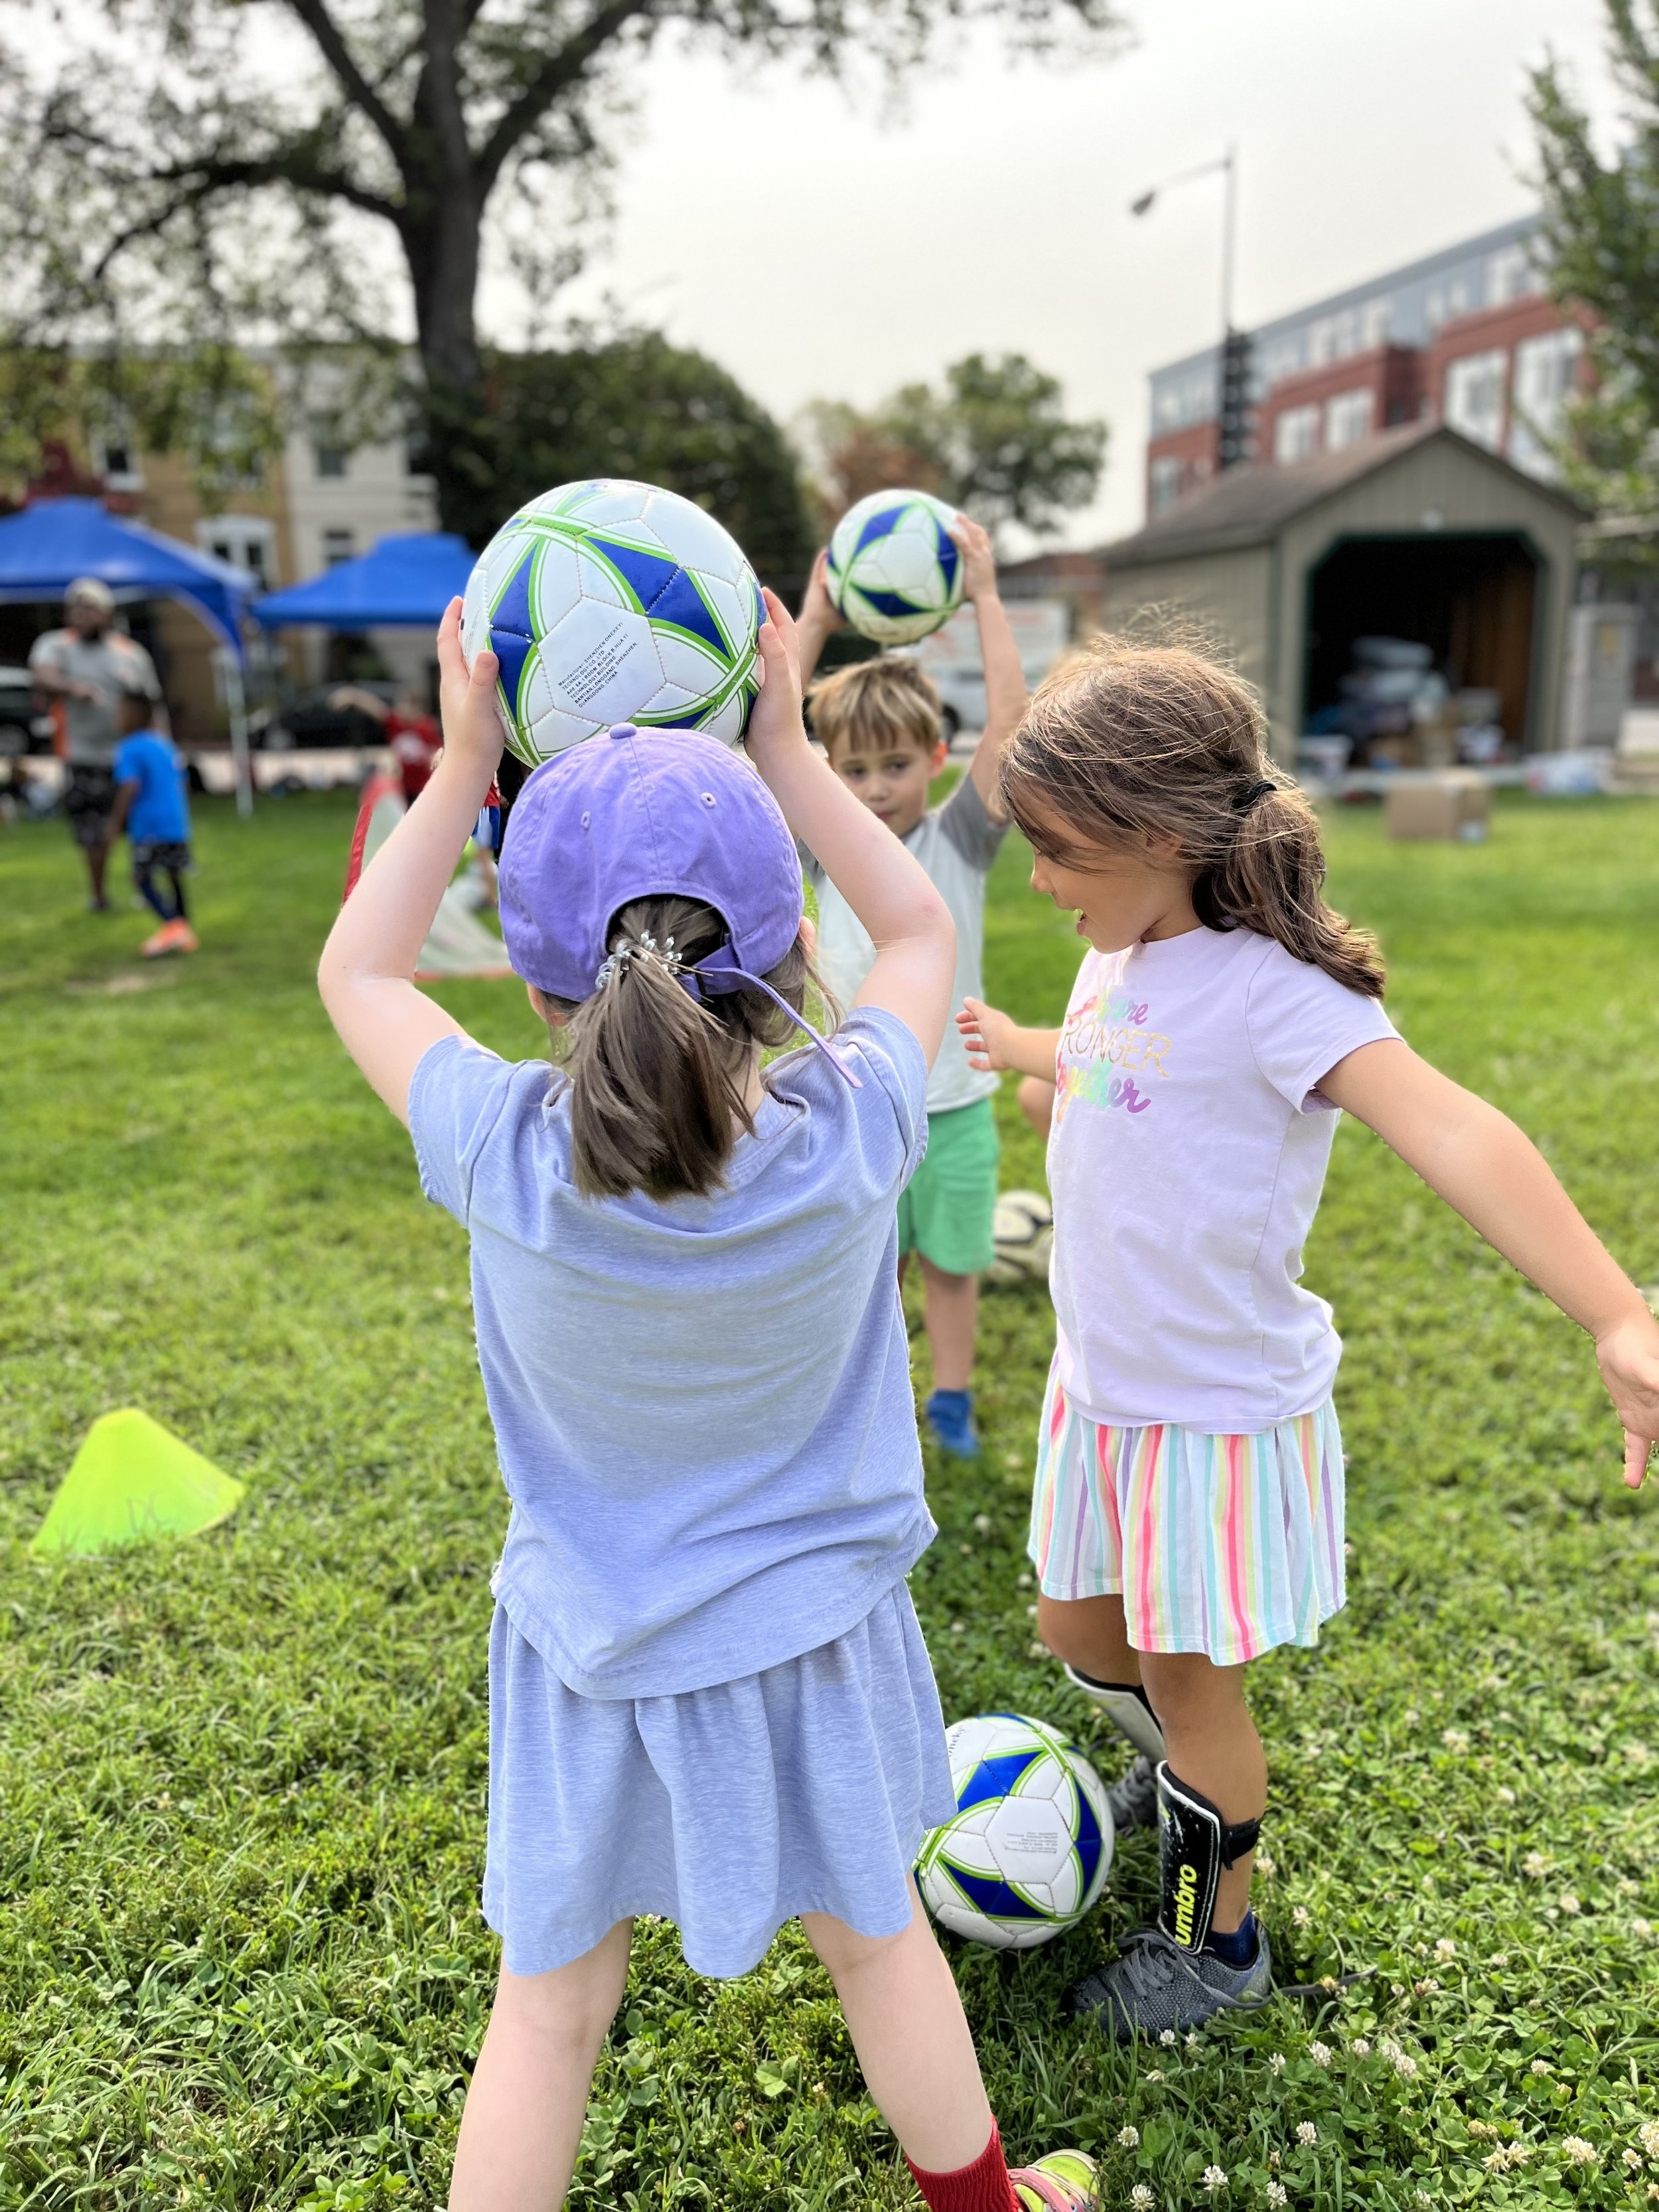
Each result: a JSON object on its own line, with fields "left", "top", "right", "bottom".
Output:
{"left": 1097, "top": 423, "right": 1584, "bottom": 755}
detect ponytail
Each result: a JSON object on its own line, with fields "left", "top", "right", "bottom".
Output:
{"left": 1001, "top": 634, "right": 1386, "bottom": 1000}
{"left": 543, "top": 894, "right": 819, "bottom": 1201}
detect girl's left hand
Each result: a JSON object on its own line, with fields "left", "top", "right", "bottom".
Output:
{"left": 1594, "top": 1308, "right": 1659, "bottom": 1487}
{"left": 950, "top": 514, "right": 998, "bottom": 603}
{"left": 745, "top": 589, "right": 808, "bottom": 765}
{"left": 436, "top": 597, "right": 504, "bottom": 778}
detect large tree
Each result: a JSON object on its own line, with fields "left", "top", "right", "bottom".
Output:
{"left": 1529, "top": 1, "right": 1659, "bottom": 515}
{"left": 0, "top": 0, "right": 1125, "bottom": 534}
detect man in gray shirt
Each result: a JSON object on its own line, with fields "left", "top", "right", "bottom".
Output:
{"left": 30, "top": 577, "right": 163, "bottom": 910}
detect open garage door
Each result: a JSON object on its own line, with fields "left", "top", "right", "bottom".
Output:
{"left": 1303, "top": 532, "right": 1542, "bottom": 749}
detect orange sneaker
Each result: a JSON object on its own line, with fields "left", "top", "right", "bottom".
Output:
{"left": 172, "top": 921, "right": 199, "bottom": 953}
{"left": 140, "top": 922, "right": 177, "bottom": 958}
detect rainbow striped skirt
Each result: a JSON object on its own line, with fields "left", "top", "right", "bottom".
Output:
{"left": 1029, "top": 1360, "right": 1346, "bottom": 1666}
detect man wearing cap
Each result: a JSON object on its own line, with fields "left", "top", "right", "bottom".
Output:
{"left": 30, "top": 579, "right": 163, "bottom": 911}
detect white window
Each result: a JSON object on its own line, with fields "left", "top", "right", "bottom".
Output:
{"left": 1486, "top": 242, "right": 1540, "bottom": 307}
{"left": 1308, "top": 317, "right": 1336, "bottom": 368}
{"left": 1149, "top": 455, "right": 1184, "bottom": 514}
{"left": 1261, "top": 338, "right": 1302, "bottom": 387}
{"left": 312, "top": 418, "right": 350, "bottom": 478}
{"left": 1444, "top": 348, "right": 1509, "bottom": 451}
{"left": 1508, "top": 327, "right": 1583, "bottom": 474}
{"left": 1360, "top": 297, "right": 1393, "bottom": 348}
{"left": 1324, "top": 388, "right": 1374, "bottom": 451}
{"left": 323, "top": 528, "right": 356, "bottom": 567}
{"left": 198, "top": 515, "right": 274, "bottom": 588}
{"left": 1273, "top": 405, "right": 1321, "bottom": 464}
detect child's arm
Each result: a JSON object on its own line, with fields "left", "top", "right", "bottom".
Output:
{"left": 317, "top": 601, "right": 502, "bottom": 1125}
{"left": 1321, "top": 1039, "right": 1659, "bottom": 1487}
{"left": 747, "top": 589, "right": 956, "bottom": 1067}
{"left": 958, "top": 997, "right": 1061, "bottom": 1084}
{"left": 794, "top": 550, "right": 844, "bottom": 692}
{"left": 954, "top": 518, "right": 1027, "bottom": 818}
{"left": 328, "top": 686, "right": 392, "bottom": 725}
{"left": 110, "top": 780, "right": 136, "bottom": 838}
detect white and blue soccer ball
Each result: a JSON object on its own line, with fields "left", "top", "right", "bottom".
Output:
{"left": 826, "top": 488, "right": 965, "bottom": 646}
{"left": 916, "top": 1712, "right": 1113, "bottom": 1950}
{"left": 461, "top": 479, "right": 764, "bottom": 765}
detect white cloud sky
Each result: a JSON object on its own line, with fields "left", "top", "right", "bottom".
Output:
{"left": 506, "top": 0, "right": 1624, "bottom": 544}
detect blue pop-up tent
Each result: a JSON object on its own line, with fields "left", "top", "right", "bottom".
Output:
{"left": 0, "top": 494, "right": 259, "bottom": 810}
{"left": 0, "top": 496, "right": 253, "bottom": 655}
{"left": 253, "top": 532, "right": 474, "bottom": 630}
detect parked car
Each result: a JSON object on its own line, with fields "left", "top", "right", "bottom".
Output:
{"left": 265, "top": 682, "right": 397, "bottom": 749}
{"left": 0, "top": 666, "right": 58, "bottom": 757}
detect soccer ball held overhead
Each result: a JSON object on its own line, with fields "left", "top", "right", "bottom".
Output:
{"left": 826, "top": 488, "right": 966, "bottom": 646}
{"left": 461, "top": 479, "right": 765, "bottom": 766}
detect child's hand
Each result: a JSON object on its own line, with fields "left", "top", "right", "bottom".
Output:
{"left": 950, "top": 514, "right": 999, "bottom": 604}
{"left": 1595, "top": 1309, "right": 1659, "bottom": 1488}
{"left": 958, "top": 995, "right": 1021, "bottom": 1072}
{"left": 436, "top": 597, "right": 504, "bottom": 778}
{"left": 745, "top": 589, "right": 808, "bottom": 765}
{"left": 798, "top": 550, "right": 843, "bottom": 636}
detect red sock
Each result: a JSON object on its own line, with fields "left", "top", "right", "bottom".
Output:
{"left": 906, "top": 2120, "right": 1021, "bottom": 2212}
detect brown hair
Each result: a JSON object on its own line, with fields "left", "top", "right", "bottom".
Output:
{"left": 541, "top": 894, "right": 821, "bottom": 1201}
{"left": 1001, "top": 636, "right": 1385, "bottom": 999}
{"left": 807, "top": 656, "right": 943, "bottom": 762}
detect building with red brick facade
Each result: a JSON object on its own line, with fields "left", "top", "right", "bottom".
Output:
{"left": 1145, "top": 216, "right": 1588, "bottom": 519}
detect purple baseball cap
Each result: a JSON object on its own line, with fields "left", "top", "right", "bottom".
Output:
{"left": 498, "top": 724, "right": 856, "bottom": 1082}
{"left": 499, "top": 721, "right": 802, "bottom": 993}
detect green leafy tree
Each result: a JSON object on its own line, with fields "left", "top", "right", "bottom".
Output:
{"left": 0, "top": 0, "right": 1126, "bottom": 535}
{"left": 446, "top": 333, "right": 814, "bottom": 584}
{"left": 1529, "top": 3, "right": 1659, "bottom": 514}
{"left": 806, "top": 353, "right": 1106, "bottom": 544}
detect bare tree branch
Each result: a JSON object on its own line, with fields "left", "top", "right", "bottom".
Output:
{"left": 278, "top": 0, "right": 411, "bottom": 165}
{"left": 478, "top": 0, "right": 660, "bottom": 188}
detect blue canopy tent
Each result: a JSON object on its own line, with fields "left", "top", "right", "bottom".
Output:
{"left": 0, "top": 496, "right": 259, "bottom": 809}
{"left": 252, "top": 532, "right": 474, "bottom": 631}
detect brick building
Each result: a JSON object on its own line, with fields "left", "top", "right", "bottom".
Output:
{"left": 1145, "top": 216, "right": 1588, "bottom": 518}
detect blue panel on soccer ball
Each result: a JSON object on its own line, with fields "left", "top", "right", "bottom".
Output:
{"left": 955, "top": 1747, "right": 1043, "bottom": 1814}
{"left": 1073, "top": 1773, "right": 1105, "bottom": 1893}
{"left": 490, "top": 550, "right": 539, "bottom": 719}
{"left": 587, "top": 535, "right": 681, "bottom": 617}
{"left": 942, "top": 1862, "right": 1052, "bottom": 1922}
{"left": 854, "top": 504, "right": 906, "bottom": 556}
{"left": 855, "top": 587, "right": 927, "bottom": 622}
{"left": 645, "top": 565, "right": 731, "bottom": 662}
{"left": 935, "top": 524, "right": 960, "bottom": 592}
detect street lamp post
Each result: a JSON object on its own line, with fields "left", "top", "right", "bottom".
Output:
{"left": 1131, "top": 145, "right": 1252, "bottom": 471}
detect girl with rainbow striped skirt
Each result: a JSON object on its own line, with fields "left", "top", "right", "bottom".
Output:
{"left": 960, "top": 636, "right": 1659, "bottom": 2039}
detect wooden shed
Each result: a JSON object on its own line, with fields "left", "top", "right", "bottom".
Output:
{"left": 1094, "top": 422, "right": 1583, "bottom": 757}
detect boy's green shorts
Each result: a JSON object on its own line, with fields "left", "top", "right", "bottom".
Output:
{"left": 899, "top": 1096, "right": 1000, "bottom": 1276}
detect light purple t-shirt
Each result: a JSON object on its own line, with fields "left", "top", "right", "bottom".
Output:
{"left": 1048, "top": 928, "right": 1398, "bottom": 1433}
{"left": 408, "top": 1007, "right": 935, "bottom": 1700}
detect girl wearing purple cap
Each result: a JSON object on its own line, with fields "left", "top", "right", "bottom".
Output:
{"left": 319, "top": 598, "right": 1099, "bottom": 2212}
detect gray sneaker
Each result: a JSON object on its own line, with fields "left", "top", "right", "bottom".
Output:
{"left": 1072, "top": 1923, "right": 1274, "bottom": 2041}
{"left": 1105, "top": 1753, "right": 1159, "bottom": 1833}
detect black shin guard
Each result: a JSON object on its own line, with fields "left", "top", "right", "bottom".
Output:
{"left": 1155, "top": 1764, "right": 1262, "bottom": 1954}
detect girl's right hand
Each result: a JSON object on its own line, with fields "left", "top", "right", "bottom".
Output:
{"left": 436, "top": 598, "right": 504, "bottom": 778}
{"left": 1594, "top": 1309, "right": 1659, "bottom": 1489}
{"left": 797, "top": 549, "right": 843, "bottom": 636}
{"left": 958, "top": 995, "right": 1019, "bottom": 1072}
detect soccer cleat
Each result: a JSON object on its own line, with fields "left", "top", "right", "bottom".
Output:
{"left": 1071, "top": 1921, "right": 1274, "bottom": 2041}
{"left": 140, "top": 921, "right": 178, "bottom": 958}
{"left": 1009, "top": 2147, "right": 1100, "bottom": 2210}
{"left": 171, "top": 921, "right": 199, "bottom": 952}
{"left": 924, "top": 1387, "right": 980, "bottom": 1459}
{"left": 1106, "top": 1752, "right": 1160, "bottom": 1833}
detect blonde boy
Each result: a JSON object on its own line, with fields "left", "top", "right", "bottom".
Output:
{"left": 796, "top": 517, "right": 1027, "bottom": 1458}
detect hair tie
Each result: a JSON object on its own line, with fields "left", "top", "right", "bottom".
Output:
{"left": 1238, "top": 778, "right": 1277, "bottom": 810}
{"left": 595, "top": 932, "right": 683, "bottom": 990}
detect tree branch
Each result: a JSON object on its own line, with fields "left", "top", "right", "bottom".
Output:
{"left": 278, "top": 0, "right": 411, "bottom": 164}
{"left": 88, "top": 153, "right": 402, "bottom": 284}
{"left": 476, "top": 0, "right": 658, "bottom": 188}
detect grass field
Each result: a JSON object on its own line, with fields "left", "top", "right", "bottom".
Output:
{"left": 3, "top": 788, "right": 1658, "bottom": 2212}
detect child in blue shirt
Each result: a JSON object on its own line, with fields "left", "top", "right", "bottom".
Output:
{"left": 319, "top": 595, "right": 1100, "bottom": 2212}
{"left": 111, "top": 690, "right": 196, "bottom": 957}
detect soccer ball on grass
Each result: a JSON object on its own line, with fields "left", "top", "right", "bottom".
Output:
{"left": 461, "top": 478, "right": 764, "bottom": 765}
{"left": 987, "top": 1190, "right": 1054, "bottom": 1287}
{"left": 916, "top": 1712, "right": 1113, "bottom": 1949}
{"left": 826, "top": 488, "right": 966, "bottom": 646}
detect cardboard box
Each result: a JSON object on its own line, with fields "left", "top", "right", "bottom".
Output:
{"left": 1385, "top": 773, "right": 1490, "bottom": 843}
